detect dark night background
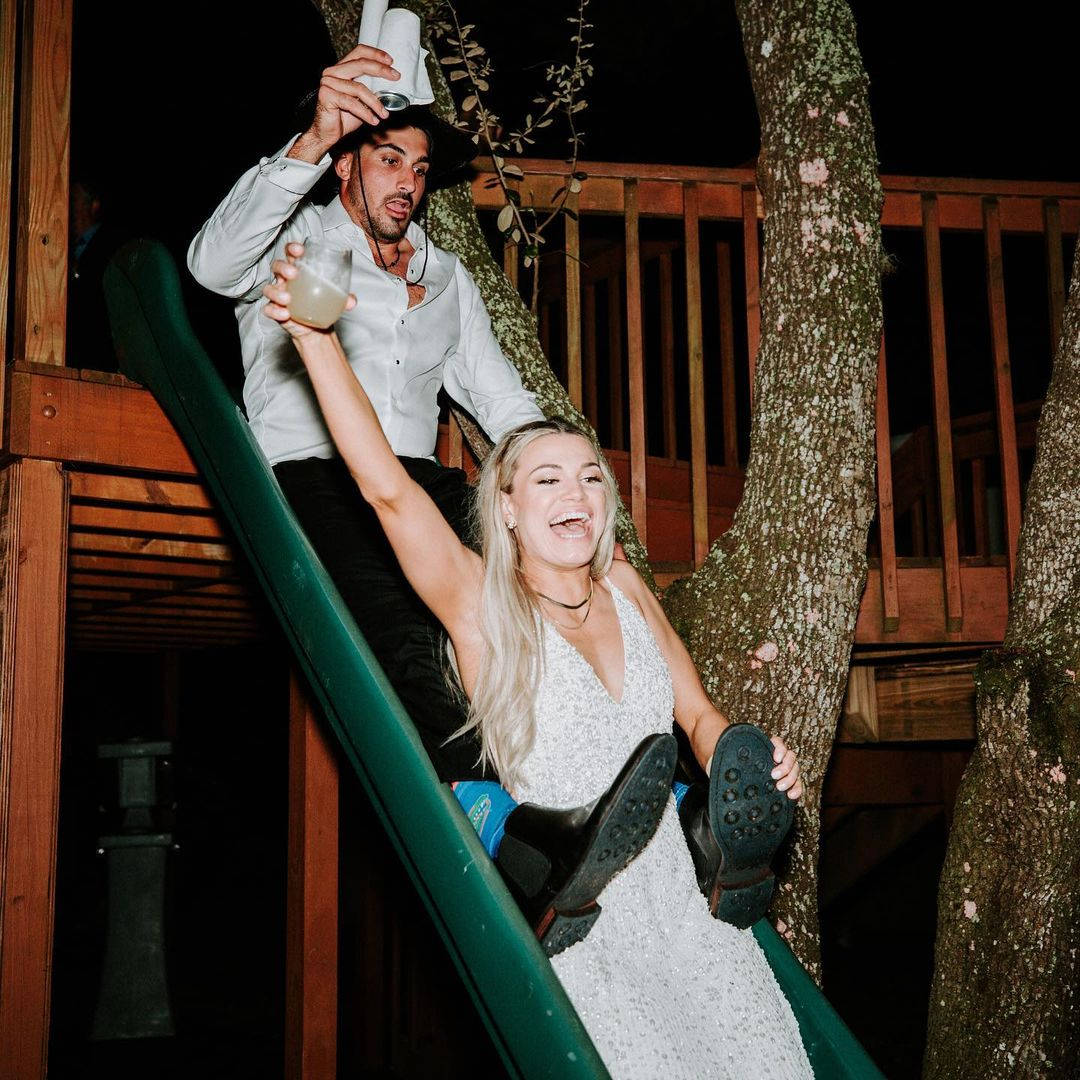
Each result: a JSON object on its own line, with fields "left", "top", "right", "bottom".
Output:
{"left": 53, "top": 2, "right": 1076, "bottom": 1078}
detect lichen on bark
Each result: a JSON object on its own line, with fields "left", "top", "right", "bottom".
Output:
{"left": 661, "top": 0, "right": 884, "bottom": 976}
{"left": 924, "top": 240, "right": 1080, "bottom": 1078}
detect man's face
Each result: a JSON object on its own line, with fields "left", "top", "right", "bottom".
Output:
{"left": 337, "top": 126, "right": 431, "bottom": 243}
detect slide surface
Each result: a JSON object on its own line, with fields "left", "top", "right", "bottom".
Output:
{"left": 104, "top": 239, "right": 885, "bottom": 1080}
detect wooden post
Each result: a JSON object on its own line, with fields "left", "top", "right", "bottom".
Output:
{"left": 0, "top": 459, "right": 69, "bottom": 1080}
{"left": 0, "top": 0, "right": 19, "bottom": 430}
{"left": 1043, "top": 199, "right": 1066, "bottom": 358}
{"left": 875, "top": 337, "right": 900, "bottom": 632}
{"left": 13, "top": 0, "right": 72, "bottom": 368}
{"left": 982, "top": 198, "right": 1022, "bottom": 587}
{"left": 624, "top": 180, "right": 647, "bottom": 545}
{"left": 448, "top": 413, "right": 463, "bottom": 470}
{"left": 564, "top": 195, "right": 582, "bottom": 411}
{"left": 716, "top": 241, "right": 739, "bottom": 468}
{"left": 286, "top": 672, "right": 340, "bottom": 1080}
{"left": 742, "top": 185, "right": 761, "bottom": 404}
{"left": 658, "top": 252, "right": 677, "bottom": 460}
{"left": 684, "top": 183, "right": 708, "bottom": 568}
{"left": 922, "top": 194, "right": 963, "bottom": 632}
{"left": 607, "top": 274, "right": 625, "bottom": 450}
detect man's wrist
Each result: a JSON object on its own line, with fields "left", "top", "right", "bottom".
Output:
{"left": 287, "top": 130, "right": 334, "bottom": 165}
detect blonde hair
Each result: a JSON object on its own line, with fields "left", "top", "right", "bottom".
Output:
{"left": 448, "top": 419, "right": 619, "bottom": 790}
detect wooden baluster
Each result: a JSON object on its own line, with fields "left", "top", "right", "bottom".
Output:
{"left": 539, "top": 299, "right": 552, "bottom": 361}
{"left": 716, "top": 241, "right": 738, "bottom": 468}
{"left": 875, "top": 337, "right": 900, "bottom": 632}
{"left": 286, "top": 672, "right": 339, "bottom": 1080}
{"left": 684, "top": 183, "right": 708, "bottom": 568}
{"left": 982, "top": 197, "right": 1022, "bottom": 587}
{"left": 13, "top": 0, "right": 71, "bottom": 368}
{"left": 922, "top": 194, "right": 963, "bottom": 632}
{"left": 503, "top": 238, "right": 518, "bottom": 291}
{"left": 0, "top": 460, "right": 69, "bottom": 1080}
{"left": 624, "top": 181, "right": 648, "bottom": 545}
{"left": 564, "top": 195, "right": 583, "bottom": 411}
{"left": 658, "top": 251, "right": 677, "bottom": 460}
{"left": 1043, "top": 199, "right": 1066, "bottom": 357}
{"left": 971, "top": 458, "right": 988, "bottom": 558}
{"left": 583, "top": 283, "right": 599, "bottom": 427}
{"left": 607, "top": 274, "right": 625, "bottom": 450}
{"left": 742, "top": 185, "right": 762, "bottom": 405}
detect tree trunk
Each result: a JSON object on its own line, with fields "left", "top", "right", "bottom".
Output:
{"left": 661, "top": 0, "right": 883, "bottom": 977}
{"left": 924, "top": 242, "right": 1080, "bottom": 1078}
{"left": 311, "top": 0, "right": 653, "bottom": 580}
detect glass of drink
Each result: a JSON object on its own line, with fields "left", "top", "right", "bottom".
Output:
{"left": 288, "top": 241, "right": 352, "bottom": 329}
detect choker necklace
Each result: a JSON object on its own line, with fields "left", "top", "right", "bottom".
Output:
{"left": 535, "top": 579, "right": 594, "bottom": 611}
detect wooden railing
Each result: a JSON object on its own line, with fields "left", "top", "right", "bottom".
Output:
{"left": 472, "top": 161, "right": 1080, "bottom": 644}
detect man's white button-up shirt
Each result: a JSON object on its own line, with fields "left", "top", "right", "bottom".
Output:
{"left": 188, "top": 137, "right": 542, "bottom": 465}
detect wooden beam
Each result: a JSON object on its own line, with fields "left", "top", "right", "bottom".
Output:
{"left": 0, "top": 459, "right": 68, "bottom": 1079}
{"left": 447, "top": 413, "right": 463, "bottom": 470}
{"left": 286, "top": 672, "right": 339, "bottom": 1080}
{"left": 657, "top": 252, "right": 677, "bottom": 460}
{"left": 716, "top": 241, "right": 738, "bottom": 468}
{"left": 982, "top": 198, "right": 1022, "bottom": 588}
{"left": 583, "top": 283, "right": 598, "bottom": 427}
{"left": 1043, "top": 199, "right": 1066, "bottom": 357}
{"left": 624, "top": 180, "right": 648, "bottom": 545}
{"left": 8, "top": 370, "right": 196, "bottom": 475}
{"left": 875, "top": 337, "right": 900, "bottom": 631}
{"left": 922, "top": 195, "right": 963, "bottom": 632}
{"left": 68, "top": 472, "right": 214, "bottom": 510}
{"left": 564, "top": 195, "right": 582, "bottom": 411}
{"left": 13, "top": 0, "right": 72, "bottom": 368}
{"left": 68, "top": 504, "right": 225, "bottom": 540}
{"left": 741, "top": 185, "right": 761, "bottom": 402}
{"left": 684, "top": 183, "right": 708, "bottom": 567}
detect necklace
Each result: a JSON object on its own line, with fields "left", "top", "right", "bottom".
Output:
{"left": 535, "top": 579, "right": 594, "bottom": 611}
{"left": 377, "top": 246, "right": 402, "bottom": 271}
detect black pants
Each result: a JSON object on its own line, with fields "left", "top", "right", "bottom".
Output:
{"left": 274, "top": 455, "right": 486, "bottom": 781}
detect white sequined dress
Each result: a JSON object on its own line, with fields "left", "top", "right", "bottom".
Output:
{"left": 516, "top": 580, "right": 813, "bottom": 1080}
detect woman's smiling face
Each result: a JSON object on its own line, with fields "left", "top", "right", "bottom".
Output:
{"left": 501, "top": 432, "right": 609, "bottom": 572}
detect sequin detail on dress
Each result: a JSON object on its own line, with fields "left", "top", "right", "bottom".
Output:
{"left": 516, "top": 580, "right": 812, "bottom": 1080}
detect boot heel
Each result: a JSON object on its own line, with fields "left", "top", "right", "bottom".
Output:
{"left": 710, "top": 871, "right": 776, "bottom": 930}
{"left": 539, "top": 904, "right": 602, "bottom": 957}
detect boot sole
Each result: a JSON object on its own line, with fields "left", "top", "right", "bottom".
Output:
{"left": 707, "top": 724, "right": 794, "bottom": 924}
{"left": 539, "top": 733, "right": 677, "bottom": 953}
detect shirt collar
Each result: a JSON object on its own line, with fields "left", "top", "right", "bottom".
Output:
{"left": 320, "top": 197, "right": 445, "bottom": 286}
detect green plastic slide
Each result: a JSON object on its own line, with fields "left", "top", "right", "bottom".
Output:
{"left": 104, "top": 239, "right": 884, "bottom": 1080}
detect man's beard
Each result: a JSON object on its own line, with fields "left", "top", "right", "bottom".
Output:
{"left": 368, "top": 196, "right": 413, "bottom": 243}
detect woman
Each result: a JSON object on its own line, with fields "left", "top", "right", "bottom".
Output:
{"left": 263, "top": 247, "right": 811, "bottom": 1078}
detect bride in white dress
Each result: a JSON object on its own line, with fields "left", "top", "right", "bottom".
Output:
{"left": 263, "top": 248, "right": 812, "bottom": 1079}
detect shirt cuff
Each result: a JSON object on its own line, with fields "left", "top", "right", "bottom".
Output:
{"left": 258, "top": 135, "right": 331, "bottom": 195}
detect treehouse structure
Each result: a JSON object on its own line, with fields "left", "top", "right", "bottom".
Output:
{"left": 1, "top": 2, "right": 1078, "bottom": 1078}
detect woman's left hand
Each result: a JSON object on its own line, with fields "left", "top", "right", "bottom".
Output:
{"left": 262, "top": 242, "right": 356, "bottom": 341}
{"left": 769, "top": 736, "right": 803, "bottom": 800}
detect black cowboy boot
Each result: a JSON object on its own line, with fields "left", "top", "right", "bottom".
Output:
{"left": 678, "top": 723, "right": 794, "bottom": 929}
{"left": 497, "top": 732, "right": 677, "bottom": 956}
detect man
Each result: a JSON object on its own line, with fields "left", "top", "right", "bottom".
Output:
{"left": 187, "top": 44, "right": 676, "bottom": 954}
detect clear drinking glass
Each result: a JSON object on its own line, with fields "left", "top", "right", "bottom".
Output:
{"left": 288, "top": 240, "right": 353, "bottom": 329}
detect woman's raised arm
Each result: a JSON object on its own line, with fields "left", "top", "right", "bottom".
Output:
{"left": 263, "top": 246, "right": 481, "bottom": 637}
